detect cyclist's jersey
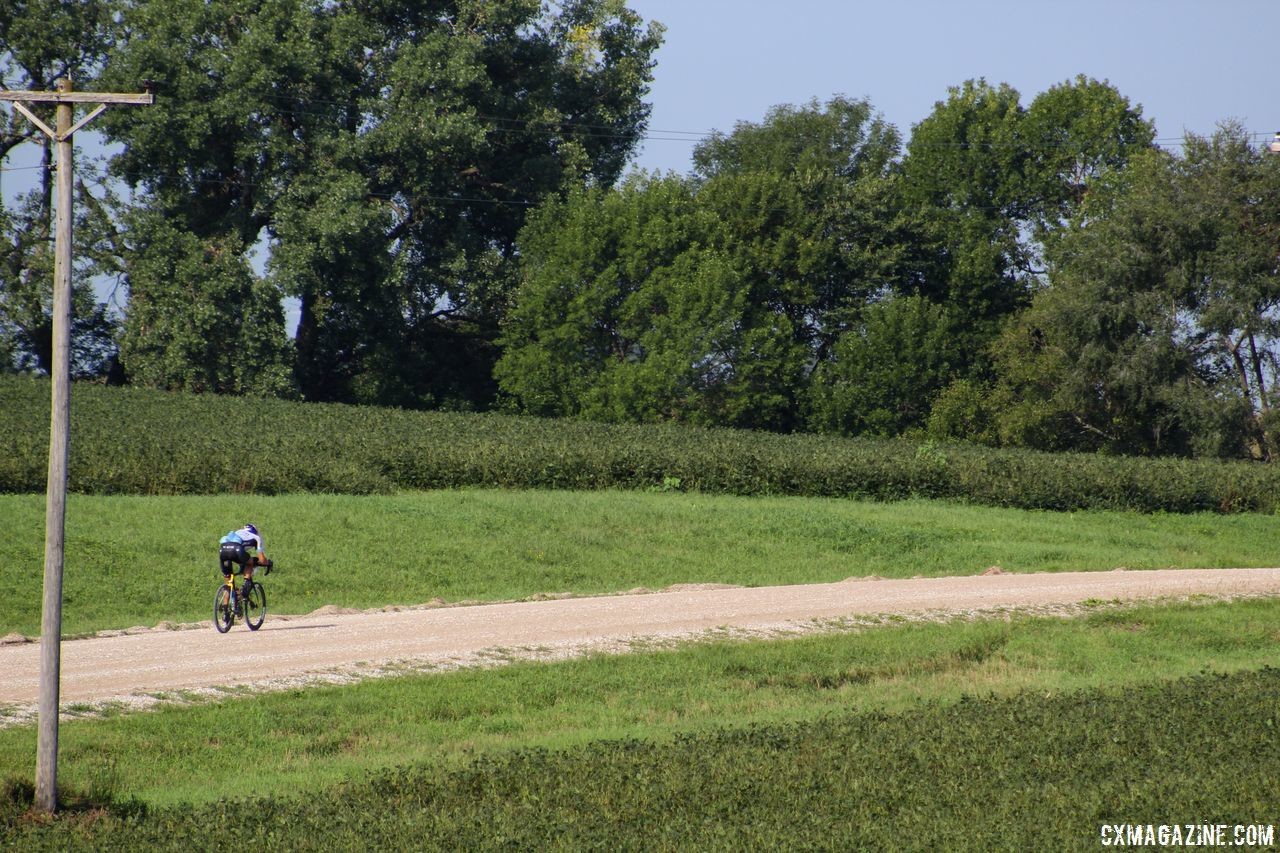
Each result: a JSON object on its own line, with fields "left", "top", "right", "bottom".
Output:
{"left": 220, "top": 526, "right": 264, "bottom": 553}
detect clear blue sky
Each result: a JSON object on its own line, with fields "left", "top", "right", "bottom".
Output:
{"left": 625, "top": 0, "right": 1279, "bottom": 173}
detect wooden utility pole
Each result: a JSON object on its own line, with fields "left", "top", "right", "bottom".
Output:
{"left": 0, "top": 79, "right": 152, "bottom": 814}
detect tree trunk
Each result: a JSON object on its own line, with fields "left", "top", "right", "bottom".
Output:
{"left": 1247, "top": 332, "right": 1268, "bottom": 415}
{"left": 294, "top": 289, "right": 318, "bottom": 399}
{"left": 1227, "top": 335, "right": 1253, "bottom": 413}
{"left": 1248, "top": 332, "right": 1275, "bottom": 460}
{"left": 1226, "top": 334, "right": 1269, "bottom": 460}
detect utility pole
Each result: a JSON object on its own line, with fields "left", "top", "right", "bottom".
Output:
{"left": 0, "top": 78, "right": 152, "bottom": 814}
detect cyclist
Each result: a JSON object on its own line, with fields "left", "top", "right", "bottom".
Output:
{"left": 219, "top": 523, "right": 272, "bottom": 584}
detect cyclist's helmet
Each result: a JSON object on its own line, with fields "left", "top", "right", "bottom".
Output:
{"left": 245, "top": 523, "right": 259, "bottom": 536}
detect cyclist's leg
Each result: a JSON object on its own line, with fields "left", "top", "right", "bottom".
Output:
{"left": 240, "top": 549, "right": 256, "bottom": 587}
{"left": 220, "top": 543, "right": 249, "bottom": 604}
{"left": 230, "top": 550, "right": 249, "bottom": 612}
{"left": 218, "top": 544, "right": 238, "bottom": 585}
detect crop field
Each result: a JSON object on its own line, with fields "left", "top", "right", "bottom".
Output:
{"left": 5, "top": 376, "right": 1280, "bottom": 512}
{"left": 2, "top": 381, "right": 1279, "bottom": 847}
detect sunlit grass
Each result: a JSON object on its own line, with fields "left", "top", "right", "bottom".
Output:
{"left": 1, "top": 490, "right": 1277, "bottom": 636}
{"left": 0, "top": 597, "right": 1275, "bottom": 806}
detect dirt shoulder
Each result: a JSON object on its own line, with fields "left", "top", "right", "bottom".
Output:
{"left": 2, "top": 568, "right": 1278, "bottom": 723}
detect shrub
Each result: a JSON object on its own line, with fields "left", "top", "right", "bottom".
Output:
{"left": 3, "top": 376, "right": 1279, "bottom": 512}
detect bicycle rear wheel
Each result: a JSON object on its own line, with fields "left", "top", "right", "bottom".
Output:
{"left": 213, "top": 585, "right": 234, "bottom": 633}
{"left": 243, "top": 581, "right": 267, "bottom": 631}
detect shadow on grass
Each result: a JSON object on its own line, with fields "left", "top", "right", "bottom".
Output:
{"left": 2, "top": 774, "right": 149, "bottom": 834}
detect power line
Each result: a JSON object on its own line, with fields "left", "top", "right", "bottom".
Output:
{"left": 4, "top": 84, "right": 1275, "bottom": 155}
{"left": 5, "top": 104, "right": 1276, "bottom": 219}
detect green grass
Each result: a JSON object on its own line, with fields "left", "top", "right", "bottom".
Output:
{"left": 2, "top": 490, "right": 1279, "bottom": 636}
{"left": 1, "top": 598, "right": 1276, "bottom": 807}
{"left": 8, "top": 667, "right": 1278, "bottom": 849}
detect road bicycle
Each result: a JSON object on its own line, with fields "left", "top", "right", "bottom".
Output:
{"left": 213, "top": 562, "right": 270, "bottom": 633}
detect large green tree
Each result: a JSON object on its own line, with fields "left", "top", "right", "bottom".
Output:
{"left": 98, "top": 0, "right": 661, "bottom": 405}
{"left": 499, "top": 97, "right": 916, "bottom": 431}
{"left": 809, "top": 295, "right": 958, "bottom": 437}
{"left": 1021, "top": 74, "right": 1157, "bottom": 243}
{"left": 0, "top": 0, "right": 122, "bottom": 377}
{"left": 897, "top": 78, "right": 1030, "bottom": 357}
{"left": 983, "top": 124, "right": 1280, "bottom": 459}
{"left": 897, "top": 77, "right": 1153, "bottom": 378}
{"left": 694, "top": 97, "right": 914, "bottom": 363}
{"left": 496, "top": 174, "right": 746, "bottom": 424}
{"left": 1173, "top": 126, "right": 1280, "bottom": 457}
{"left": 116, "top": 210, "right": 294, "bottom": 395}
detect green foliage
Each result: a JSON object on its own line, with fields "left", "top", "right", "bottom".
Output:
{"left": 496, "top": 175, "right": 745, "bottom": 424}
{"left": 500, "top": 97, "right": 914, "bottom": 432}
{"left": 0, "top": 195, "right": 121, "bottom": 377}
{"left": 989, "top": 125, "right": 1280, "bottom": 458}
{"left": 926, "top": 378, "right": 996, "bottom": 443}
{"left": 499, "top": 78, "right": 1157, "bottom": 441}
{"left": 4, "top": 668, "right": 1278, "bottom": 848}
{"left": 97, "top": 0, "right": 663, "bottom": 409}
{"left": 118, "top": 212, "right": 294, "bottom": 396}
{"left": 809, "top": 295, "right": 958, "bottom": 435}
{"left": 896, "top": 77, "right": 1153, "bottom": 378}
{"left": 1021, "top": 74, "right": 1157, "bottom": 243}
{"left": 692, "top": 96, "right": 899, "bottom": 180}
{"left": 0, "top": 0, "right": 124, "bottom": 378}
{"left": 4, "top": 376, "right": 1280, "bottom": 514}
{"left": 897, "top": 78, "right": 1032, "bottom": 342}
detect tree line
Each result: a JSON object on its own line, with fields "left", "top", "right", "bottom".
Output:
{"left": 3, "top": 2, "right": 1278, "bottom": 460}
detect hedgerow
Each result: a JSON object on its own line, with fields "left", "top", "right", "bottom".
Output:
{"left": 3, "top": 376, "right": 1279, "bottom": 512}
{"left": 4, "top": 668, "right": 1278, "bottom": 849}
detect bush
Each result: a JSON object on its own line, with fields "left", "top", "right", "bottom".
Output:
{"left": 3, "top": 376, "right": 1280, "bottom": 512}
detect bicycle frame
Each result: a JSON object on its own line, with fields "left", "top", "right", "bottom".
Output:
{"left": 214, "top": 565, "right": 267, "bottom": 632}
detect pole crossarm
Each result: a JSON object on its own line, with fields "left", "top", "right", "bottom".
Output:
{"left": 3, "top": 90, "right": 153, "bottom": 141}
{"left": 10, "top": 100, "right": 55, "bottom": 139}
{"left": 64, "top": 104, "right": 110, "bottom": 140}
{"left": 0, "top": 90, "right": 154, "bottom": 105}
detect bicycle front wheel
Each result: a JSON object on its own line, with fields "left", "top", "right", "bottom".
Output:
{"left": 243, "top": 581, "right": 267, "bottom": 631}
{"left": 213, "top": 585, "right": 234, "bottom": 633}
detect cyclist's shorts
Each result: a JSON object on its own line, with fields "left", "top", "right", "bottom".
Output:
{"left": 219, "top": 542, "right": 250, "bottom": 575}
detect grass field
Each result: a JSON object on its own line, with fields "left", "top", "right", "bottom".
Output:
{"left": 1, "top": 598, "right": 1277, "bottom": 808}
{"left": 5, "top": 669, "right": 1279, "bottom": 848}
{"left": 3, "top": 489, "right": 1279, "bottom": 637}
{"left": 1, "top": 601, "right": 1278, "bottom": 848}
{"left": 2, "top": 488, "right": 1277, "bottom": 846}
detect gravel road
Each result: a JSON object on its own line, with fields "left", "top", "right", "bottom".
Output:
{"left": 2, "top": 568, "right": 1279, "bottom": 714}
